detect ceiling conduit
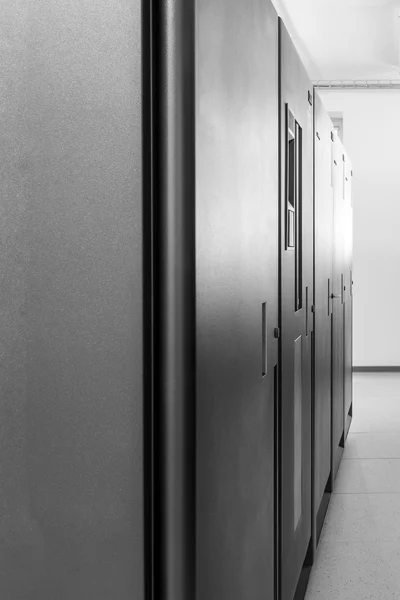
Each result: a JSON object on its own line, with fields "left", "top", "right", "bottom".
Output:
{"left": 314, "top": 80, "right": 400, "bottom": 90}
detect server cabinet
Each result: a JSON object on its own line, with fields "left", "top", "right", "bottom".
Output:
{"left": 196, "top": 1, "right": 279, "bottom": 599}
{"left": 152, "top": 2, "right": 196, "bottom": 600}
{"left": 344, "top": 158, "right": 354, "bottom": 439}
{"left": 279, "top": 20, "right": 314, "bottom": 600}
{"left": 313, "top": 93, "right": 334, "bottom": 543}
{"left": 331, "top": 133, "right": 346, "bottom": 478}
{"left": 0, "top": 0, "right": 147, "bottom": 598}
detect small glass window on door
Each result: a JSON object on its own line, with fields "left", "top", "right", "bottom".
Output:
{"left": 286, "top": 106, "right": 303, "bottom": 312}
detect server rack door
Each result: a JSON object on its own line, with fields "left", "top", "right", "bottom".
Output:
{"left": 279, "top": 20, "right": 314, "bottom": 600}
{"left": 344, "top": 159, "right": 354, "bottom": 438}
{"left": 313, "top": 93, "right": 334, "bottom": 542}
{"left": 331, "top": 134, "right": 346, "bottom": 479}
{"left": 0, "top": 0, "right": 146, "bottom": 598}
{"left": 196, "top": 1, "right": 279, "bottom": 599}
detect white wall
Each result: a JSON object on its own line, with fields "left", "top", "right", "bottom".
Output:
{"left": 320, "top": 90, "right": 400, "bottom": 366}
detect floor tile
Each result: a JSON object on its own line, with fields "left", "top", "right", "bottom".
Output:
{"left": 350, "top": 396, "right": 400, "bottom": 433}
{"left": 335, "top": 458, "right": 400, "bottom": 494}
{"left": 320, "top": 493, "right": 400, "bottom": 543}
{"left": 308, "top": 375, "right": 400, "bottom": 598}
{"left": 344, "top": 433, "right": 400, "bottom": 459}
{"left": 352, "top": 373, "right": 400, "bottom": 433}
{"left": 305, "top": 540, "right": 400, "bottom": 600}
{"left": 353, "top": 373, "right": 400, "bottom": 402}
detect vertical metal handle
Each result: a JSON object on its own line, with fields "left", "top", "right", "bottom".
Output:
{"left": 262, "top": 302, "right": 267, "bottom": 377}
{"left": 328, "top": 278, "right": 330, "bottom": 316}
{"left": 305, "top": 286, "right": 308, "bottom": 336}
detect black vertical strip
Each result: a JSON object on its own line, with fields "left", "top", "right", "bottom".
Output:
{"left": 296, "top": 123, "right": 303, "bottom": 311}
{"left": 310, "top": 328, "right": 316, "bottom": 559}
{"left": 278, "top": 17, "right": 283, "bottom": 363}
{"left": 274, "top": 363, "right": 281, "bottom": 600}
{"left": 152, "top": 2, "right": 196, "bottom": 600}
{"left": 142, "top": 1, "right": 153, "bottom": 599}
{"left": 343, "top": 304, "right": 346, "bottom": 435}
{"left": 285, "top": 104, "right": 291, "bottom": 251}
{"left": 277, "top": 21, "right": 283, "bottom": 599}
{"left": 330, "top": 310, "right": 334, "bottom": 480}
{"left": 299, "top": 125, "right": 303, "bottom": 309}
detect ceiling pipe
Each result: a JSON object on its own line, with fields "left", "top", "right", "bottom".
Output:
{"left": 314, "top": 80, "right": 400, "bottom": 90}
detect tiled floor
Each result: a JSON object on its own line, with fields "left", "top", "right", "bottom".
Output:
{"left": 305, "top": 373, "right": 400, "bottom": 599}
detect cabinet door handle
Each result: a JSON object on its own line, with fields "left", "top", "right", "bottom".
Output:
{"left": 305, "top": 286, "right": 309, "bottom": 336}
{"left": 262, "top": 302, "right": 267, "bottom": 377}
{"left": 328, "top": 278, "right": 330, "bottom": 316}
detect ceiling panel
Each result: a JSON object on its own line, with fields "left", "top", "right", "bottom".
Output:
{"left": 273, "top": 0, "right": 400, "bottom": 80}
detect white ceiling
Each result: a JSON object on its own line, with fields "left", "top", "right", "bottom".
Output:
{"left": 272, "top": 0, "right": 400, "bottom": 81}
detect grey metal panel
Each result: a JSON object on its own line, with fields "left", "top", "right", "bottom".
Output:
{"left": 0, "top": 5, "right": 32, "bottom": 597}
{"left": 313, "top": 93, "right": 333, "bottom": 515}
{"left": 0, "top": 0, "right": 144, "bottom": 598}
{"left": 279, "top": 19, "right": 313, "bottom": 600}
{"left": 344, "top": 157, "right": 353, "bottom": 438}
{"left": 294, "top": 336, "right": 303, "bottom": 530}
{"left": 196, "top": 1, "right": 279, "bottom": 599}
{"left": 331, "top": 132, "right": 345, "bottom": 478}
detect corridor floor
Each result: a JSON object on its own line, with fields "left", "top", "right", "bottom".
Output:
{"left": 305, "top": 373, "right": 400, "bottom": 600}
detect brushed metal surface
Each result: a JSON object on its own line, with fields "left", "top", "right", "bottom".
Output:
{"left": 0, "top": 0, "right": 144, "bottom": 597}
{"left": 279, "top": 19, "right": 314, "bottom": 600}
{"left": 196, "top": 1, "right": 279, "bottom": 599}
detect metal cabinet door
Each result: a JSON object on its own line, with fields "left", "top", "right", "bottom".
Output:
{"left": 313, "top": 94, "right": 334, "bottom": 542}
{"left": 196, "top": 1, "right": 279, "bottom": 599}
{"left": 344, "top": 160, "right": 354, "bottom": 439}
{"left": 0, "top": 1, "right": 147, "bottom": 599}
{"left": 279, "top": 20, "right": 314, "bottom": 600}
{"left": 331, "top": 134, "right": 346, "bottom": 478}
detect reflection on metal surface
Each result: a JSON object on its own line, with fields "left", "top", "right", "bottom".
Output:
{"left": 294, "top": 335, "right": 302, "bottom": 531}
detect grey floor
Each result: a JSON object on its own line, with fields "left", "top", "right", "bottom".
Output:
{"left": 305, "top": 373, "right": 400, "bottom": 600}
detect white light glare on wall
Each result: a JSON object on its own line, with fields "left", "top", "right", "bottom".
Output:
{"left": 398, "top": 15, "right": 400, "bottom": 73}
